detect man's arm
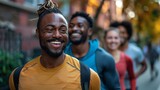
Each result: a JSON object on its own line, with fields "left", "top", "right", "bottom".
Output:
{"left": 135, "top": 59, "right": 147, "bottom": 78}
{"left": 89, "top": 69, "right": 101, "bottom": 90}
{"left": 103, "top": 55, "right": 121, "bottom": 90}
{"left": 9, "top": 69, "right": 16, "bottom": 90}
{"left": 96, "top": 48, "right": 120, "bottom": 90}
{"left": 126, "top": 55, "right": 136, "bottom": 90}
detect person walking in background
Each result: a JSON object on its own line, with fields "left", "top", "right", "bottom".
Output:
{"left": 146, "top": 41, "right": 159, "bottom": 81}
{"left": 65, "top": 12, "right": 120, "bottom": 90}
{"left": 156, "top": 42, "right": 160, "bottom": 59}
{"left": 9, "top": 0, "right": 100, "bottom": 90}
{"left": 104, "top": 27, "right": 136, "bottom": 90}
{"left": 110, "top": 21, "right": 147, "bottom": 90}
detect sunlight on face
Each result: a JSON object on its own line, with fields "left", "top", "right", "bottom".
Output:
{"left": 105, "top": 30, "right": 121, "bottom": 51}
{"left": 38, "top": 13, "right": 68, "bottom": 57}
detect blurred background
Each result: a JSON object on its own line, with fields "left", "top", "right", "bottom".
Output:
{"left": 0, "top": 0, "right": 160, "bottom": 90}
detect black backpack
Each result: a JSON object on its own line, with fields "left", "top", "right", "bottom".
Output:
{"left": 13, "top": 62, "right": 90, "bottom": 90}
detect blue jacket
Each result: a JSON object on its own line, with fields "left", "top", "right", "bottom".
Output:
{"left": 65, "top": 39, "right": 120, "bottom": 90}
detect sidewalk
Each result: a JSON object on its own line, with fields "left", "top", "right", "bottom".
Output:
{"left": 137, "top": 59, "right": 160, "bottom": 90}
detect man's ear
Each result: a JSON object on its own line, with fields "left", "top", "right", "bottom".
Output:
{"left": 36, "top": 29, "right": 39, "bottom": 37}
{"left": 88, "top": 28, "right": 93, "bottom": 36}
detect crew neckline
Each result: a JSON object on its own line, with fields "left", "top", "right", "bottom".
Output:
{"left": 38, "top": 55, "right": 67, "bottom": 72}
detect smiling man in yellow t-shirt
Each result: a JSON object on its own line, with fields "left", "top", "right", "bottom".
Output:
{"left": 9, "top": 0, "right": 100, "bottom": 90}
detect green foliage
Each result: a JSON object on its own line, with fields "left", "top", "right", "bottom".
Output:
{"left": 123, "top": 0, "right": 160, "bottom": 44}
{"left": 0, "top": 50, "right": 23, "bottom": 87}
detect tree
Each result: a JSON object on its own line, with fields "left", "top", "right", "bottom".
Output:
{"left": 123, "top": 0, "right": 160, "bottom": 45}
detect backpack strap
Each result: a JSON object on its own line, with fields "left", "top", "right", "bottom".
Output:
{"left": 13, "top": 66, "right": 23, "bottom": 90}
{"left": 80, "top": 62, "right": 90, "bottom": 90}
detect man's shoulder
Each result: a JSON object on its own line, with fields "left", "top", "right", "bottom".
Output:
{"left": 66, "top": 54, "right": 100, "bottom": 86}
{"left": 89, "top": 68, "right": 100, "bottom": 79}
{"left": 128, "top": 43, "right": 142, "bottom": 53}
{"left": 22, "top": 56, "right": 40, "bottom": 69}
{"left": 95, "top": 47, "right": 115, "bottom": 66}
{"left": 65, "top": 54, "right": 81, "bottom": 69}
{"left": 66, "top": 54, "right": 98, "bottom": 75}
{"left": 65, "top": 54, "right": 79, "bottom": 62}
{"left": 96, "top": 47, "right": 113, "bottom": 59}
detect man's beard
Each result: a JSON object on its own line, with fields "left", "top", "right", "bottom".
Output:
{"left": 69, "top": 32, "right": 88, "bottom": 45}
{"left": 39, "top": 38, "right": 66, "bottom": 58}
{"left": 120, "top": 38, "right": 128, "bottom": 46}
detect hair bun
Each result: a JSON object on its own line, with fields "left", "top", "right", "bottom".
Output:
{"left": 37, "top": 0, "right": 58, "bottom": 16}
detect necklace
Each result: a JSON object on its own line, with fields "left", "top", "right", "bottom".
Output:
{"left": 113, "top": 51, "right": 120, "bottom": 63}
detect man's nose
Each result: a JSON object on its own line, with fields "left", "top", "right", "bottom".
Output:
{"left": 72, "top": 25, "right": 79, "bottom": 31}
{"left": 52, "top": 30, "right": 61, "bottom": 38}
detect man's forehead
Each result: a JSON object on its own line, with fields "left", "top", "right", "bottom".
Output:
{"left": 42, "top": 13, "right": 68, "bottom": 25}
{"left": 55, "top": 13, "right": 68, "bottom": 24}
{"left": 119, "top": 26, "right": 126, "bottom": 31}
{"left": 70, "top": 16, "right": 87, "bottom": 23}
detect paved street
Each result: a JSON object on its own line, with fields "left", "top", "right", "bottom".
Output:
{"left": 137, "top": 59, "right": 160, "bottom": 90}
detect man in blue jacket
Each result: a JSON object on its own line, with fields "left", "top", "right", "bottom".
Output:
{"left": 65, "top": 12, "right": 120, "bottom": 90}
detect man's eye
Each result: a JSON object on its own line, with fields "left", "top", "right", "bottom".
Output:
{"left": 59, "top": 29, "right": 66, "bottom": 33}
{"left": 60, "top": 27, "right": 67, "bottom": 34}
{"left": 69, "top": 24, "right": 74, "bottom": 28}
{"left": 78, "top": 24, "right": 83, "bottom": 28}
{"left": 43, "top": 28, "right": 53, "bottom": 33}
{"left": 45, "top": 29, "right": 53, "bottom": 33}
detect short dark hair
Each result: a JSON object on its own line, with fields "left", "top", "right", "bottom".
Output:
{"left": 70, "top": 12, "right": 93, "bottom": 28}
{"left": 109, "top": 21, "right": 120, "bottom": 28}
{"left": 37, "top": 1, "right": 64, "bottom": 29}
{"left": 120, "top": 21, "right": 133, "bottom": 40}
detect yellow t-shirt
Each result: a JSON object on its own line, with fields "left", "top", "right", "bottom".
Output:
{"left": 9, "top": 54, "right": 100, "bottom": 90}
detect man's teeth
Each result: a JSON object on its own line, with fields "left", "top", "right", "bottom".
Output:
{"left": 72, "top": 33, "right": 80, "bottom": 36}
{"left": 50, "top": 41, "right": 61, "bottom": 44}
